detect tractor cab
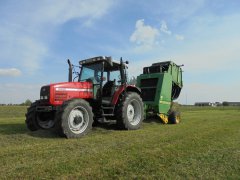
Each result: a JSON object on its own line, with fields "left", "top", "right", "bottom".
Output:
{"left": 77, "top": 56, "right": 128, "bottom": 105}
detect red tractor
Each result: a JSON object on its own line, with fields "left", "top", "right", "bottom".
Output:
{"left": 26, "top": 56, "right": 144, "bottom": 138}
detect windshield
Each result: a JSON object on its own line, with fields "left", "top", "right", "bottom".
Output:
{"left": 79, "top": 62, "right": 124, "bottom": 85}
{"left": 79, "top": 63, "right": 102, "bottom": 83}
{"left": 109, "top": 70, "right": 121, "bottom": 85}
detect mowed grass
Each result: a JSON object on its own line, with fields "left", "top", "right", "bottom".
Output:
{"left": 0, "top": 106, "right": 239, "bottom": 179}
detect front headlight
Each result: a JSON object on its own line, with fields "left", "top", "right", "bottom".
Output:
{"left": 40, "top": 85, "right": 50, "bottom": 101}
{"left": 40, "top": 96, "right": 48, "bottom": 100}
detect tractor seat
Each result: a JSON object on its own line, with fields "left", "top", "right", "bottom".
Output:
{"left": 102, "top": 80, "right": 115, "bottom": 97}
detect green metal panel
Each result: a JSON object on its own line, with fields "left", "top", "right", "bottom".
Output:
{"left": 169, "top": 62, "right": 183, "bottom": 88}
{"left": 137, "top": 73, "right": 172, "bottom": 115}
{"left": 158, "top": 73, "right": 172, "bottom": 114}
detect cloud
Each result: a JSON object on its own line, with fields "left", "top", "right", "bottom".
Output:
{"left": 174, "top": 34, "right": 240, "bottom": 72}
{"left": 32, "top": 0, "right": 114, "bottom": 26}
{"left": 149, "top": 0, "right": 206, "bottom": 23}
{"left": 0, "top": 68, "right": 22, "bottom": 77}
{"left": 129, "top": 14, "right": 240, "bottom": 73}
{"left": 130, "top": 19, "right": 160, "bottom": 49}
{"left": 175, "top": 34, "right": 185, "bottom": 41}
{"left": 0, "top": 0, "right": 114, "bottom": 74}
{"left": 129, "top": 19, "right": 185, "bottom": 52}
{"left": 160, "top": 20, "right": 171, "bottom": 35}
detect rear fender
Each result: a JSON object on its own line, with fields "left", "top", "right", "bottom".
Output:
{"left": 111, "top": 85, "right": 141, "bottom": 105}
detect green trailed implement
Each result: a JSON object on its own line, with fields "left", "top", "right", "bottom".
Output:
{"left": 137, "top": 61, "right": 183, "bottom": 124}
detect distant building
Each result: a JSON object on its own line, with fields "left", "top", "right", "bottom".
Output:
{"left": 195, "top": 101, "right": 240, "bottom": 106}
{"left": 215, "top": 102, "right": 222, "bottom": 106}
{"left": 195, "top": 102, "right": 214, "bottom": 106}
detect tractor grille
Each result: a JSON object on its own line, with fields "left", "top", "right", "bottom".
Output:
{"left": 140, "top": 78, "right": 158, "bottom": 101}
{"left": 55, "top": 92, "right": 68, "bottom": 101}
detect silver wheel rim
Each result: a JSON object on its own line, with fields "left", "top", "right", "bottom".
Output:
{"left": 68, "top": 106, "right": 89, "bottom": 134}
{"left": 127, "top": 99, "right": 141, "bottom": 126}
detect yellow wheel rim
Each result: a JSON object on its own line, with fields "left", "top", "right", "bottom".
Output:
{"left": 176, "top": 115, "right": 180, "bottom": 124}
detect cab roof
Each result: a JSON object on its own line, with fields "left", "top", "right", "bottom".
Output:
{"left": 79, "top": 56, "right": 127, "bottom": 71}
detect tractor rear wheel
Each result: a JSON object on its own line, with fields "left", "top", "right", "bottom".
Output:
{"left": 56, "top": 99, "right": 93, "bottom": 138}
{"left": 25, "top": 101, "right": 40, "bottom": 131}
{"left": 168, "top": 111, "right": 181, "bottom": 124}
{"left": 116, "top": 92, "right": 144, "bottom": 130}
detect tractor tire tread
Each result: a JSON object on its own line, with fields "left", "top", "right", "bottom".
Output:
{"left": 25, "top": 101, "right": 40, "bottom": 131}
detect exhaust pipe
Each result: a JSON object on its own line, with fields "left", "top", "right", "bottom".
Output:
{"left": 67, "top": 59, "right": 72, "bottom": 82}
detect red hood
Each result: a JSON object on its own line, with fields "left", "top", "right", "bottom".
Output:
{"left": 43, "top": 81, "right": 93, "bottom": 105}
{"left": 48, "top": 81, "right": 92, "bottom": 88}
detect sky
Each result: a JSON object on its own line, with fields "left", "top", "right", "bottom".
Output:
{"left": 0, "top": 0, "right": 240, "bottom": 104}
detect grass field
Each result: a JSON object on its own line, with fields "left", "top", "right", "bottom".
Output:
{"left": 0, "top": 106, "right": 239, "bottom": 179}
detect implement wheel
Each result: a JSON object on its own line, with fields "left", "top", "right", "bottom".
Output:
{"left": 168, "top": 111, "right": 180, "bottom": 124}
{"left": 56, "top": 99, "right": 93, "bottom": 138}
{"left": 116, "top": 92, "right": 144, "bottom": 130}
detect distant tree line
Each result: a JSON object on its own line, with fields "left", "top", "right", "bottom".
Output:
{"left": 222, "top": 101, "right": 229, "bottom": 106}
{"left": 0, "top": 99, "right": 32, "bottom": 106}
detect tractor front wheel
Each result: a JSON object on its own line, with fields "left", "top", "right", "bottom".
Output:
{"left": 25, "top": 101, "right": 40, "bottom": 131}
{"left": 56, "top": 99, "right": 93, "bottom": 138}
{"left": 116, "top": 92, "right": 144, "bottom": 130}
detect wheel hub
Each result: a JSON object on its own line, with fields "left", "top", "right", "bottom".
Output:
{"left": 73, "top": 116, "right": 82, "bottom": 125}
{"left": 127, "top": 104, "right": 135, "bottom": 121}
{"left": 68, "top": 106, "right": 89, "bottom": 134}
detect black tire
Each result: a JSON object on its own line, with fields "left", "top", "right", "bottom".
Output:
{"left": 25, "top": 101, "right": 40, "bottom": 131}
{"left": 92, "top": 117, "right": 100, "bottom": 127}
{"left": 116, "top": 92, "right": 144, "bottom": 130}
{"left": 37, "top": 112, "right": 55, "bottom": 129}
{"left": 168, "top": 111, "right": 181, "bottom": 124}
{"left": 55, "top": 99, "right": 93, "bottom": 138}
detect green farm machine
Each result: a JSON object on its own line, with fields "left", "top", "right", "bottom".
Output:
{"left": 26, "top": 56, "right": 183, "bottom": 138}
{"left": 137, "top": 61, "right": 183, "bottom": 124}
